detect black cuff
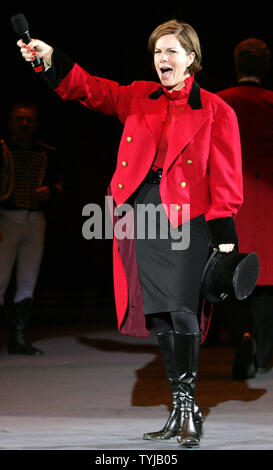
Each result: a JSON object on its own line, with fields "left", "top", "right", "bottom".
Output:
{"left": 41, "top": 48, "right": 74, "bottom": 89}
{"left": 207, "top": 217, "right": 238, "bottom": 247}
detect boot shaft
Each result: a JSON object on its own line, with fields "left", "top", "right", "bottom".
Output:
{"left": 9, "top": 297, "right": 33, "bottom": 330}
{"left": 174, "top": 332, "right": 201, "bottom": 398}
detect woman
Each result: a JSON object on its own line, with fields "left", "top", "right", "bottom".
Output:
{"left": 17, "top": 19, "right": 243, "bottom": 447}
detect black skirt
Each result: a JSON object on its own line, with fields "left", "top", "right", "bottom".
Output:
{"left": 134, "top": 182, "right": 211, "bottom": 315}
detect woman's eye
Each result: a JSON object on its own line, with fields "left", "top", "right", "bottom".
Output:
{"left": 154, "top": 49, "right": 176, "bottom": 55}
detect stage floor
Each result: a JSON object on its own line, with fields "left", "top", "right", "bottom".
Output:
{"left": 0, "top": 324, "right": 272, "bottom": 451}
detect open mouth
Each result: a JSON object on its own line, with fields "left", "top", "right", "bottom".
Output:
{"left": 160, "top": 67, "right": 173, "bottom": 80}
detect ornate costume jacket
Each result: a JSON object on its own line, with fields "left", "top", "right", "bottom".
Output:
{"left": 43, "top": 50, "right": 243, "bottom": 340}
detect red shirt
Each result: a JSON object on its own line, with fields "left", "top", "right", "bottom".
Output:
{"left": 152, "top": 74, "right": 194, "bottom": 171}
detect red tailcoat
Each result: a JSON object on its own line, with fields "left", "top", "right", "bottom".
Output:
{"left": 53, "top": 62, "right": 243, "bottom": 340}
{"left": 217, "top": 84, "right": 273, "bottom": 285}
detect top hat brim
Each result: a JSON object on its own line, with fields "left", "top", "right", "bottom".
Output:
{"left": 201, "top": 250, "right": 226, "bottom": 303}
{"left": 201, "top": 249, "right": 259, "bottom": 304}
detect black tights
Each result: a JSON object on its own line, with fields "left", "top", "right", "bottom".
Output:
{"left": 151, "top": 309, "right": 199, "bottom": 335}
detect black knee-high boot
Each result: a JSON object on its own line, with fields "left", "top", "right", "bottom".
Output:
{"left": 143, "top": 331, "right": 180, "bottom": 440}
{"left": 8, "top": 298, "right": 43, "bottom": 355}
{"left": 143, "top": 330, "right": 203, "bottom": 441}
{"left": 175, "top": 332, "right": 203, "bottom": 447}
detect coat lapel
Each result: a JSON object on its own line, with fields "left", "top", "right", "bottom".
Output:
{"left": 139, "top": 91, "right": 167, "bottom": 144}
{"left": 163, "top": 81, "right": 210, "bottom": 175}
{"left": 163, "top": 105, "right": 209, "bottom": 175}
{"left": 139, "top": 81, "right": 210, "bottom": 175}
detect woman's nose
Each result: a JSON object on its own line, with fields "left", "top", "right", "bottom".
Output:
{"left": 160, "top": 53, "right": 168, "bottom": 62}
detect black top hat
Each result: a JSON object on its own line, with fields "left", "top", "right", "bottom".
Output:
{"left": 201, "top": 250, "right": 260, "bottom": 304}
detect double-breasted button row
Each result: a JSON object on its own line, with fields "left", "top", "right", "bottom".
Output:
{"left": 118, "top": 150, "right": 129, "bottom": 189}
{"left": 118, "top": 159, "right": 128, "bottom": 188}
{"left": 177, "top": 174, "right": 189, "bottom": 209}
{"left": 178, "top": 158, "right": 192, "bottom": 190}
{"left": 119, "top": 135, "right": 131, "bottom": 189}
{"left": 178, "top": 158, "right": 192, "bottom": 191}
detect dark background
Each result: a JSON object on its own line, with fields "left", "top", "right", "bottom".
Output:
{"left": 1, "top": 1, "right": 272, "bottom": 322}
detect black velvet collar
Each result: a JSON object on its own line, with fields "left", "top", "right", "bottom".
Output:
{"left": 149, "top": 80, "right": 202, "bottom": 110}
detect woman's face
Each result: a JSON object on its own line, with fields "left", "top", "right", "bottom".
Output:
{"left": 154, "top": 34, "right": 195, "bottom": 91}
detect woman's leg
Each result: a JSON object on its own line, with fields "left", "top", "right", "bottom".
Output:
{"left": 170, "top": 309, "right": 200, "bottom": 334}
{"left": 143, "top": 310, "right": 203, "bottom": 444}
{"left": 171, "top": 309, "right": 203, "bottom": 447}
{"left": 143, "top": 312, "right": 180, "bottom": 440}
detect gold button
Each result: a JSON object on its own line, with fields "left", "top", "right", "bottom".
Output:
{"left": 118, "top": 183, "right": 124, "bottom": 189}
{"left": 121, "top": 161, "right": 128, "bottom": 167}
{"left": 175, "top": 205, "right": 181, "bottom": 211}
{"left": 180, "top": 181, "right": 186, "bottom": 188}
{"left": 186, "top": 160, "right": 193, "bottom": 165}
{"left": 126, "top": 136, "right": 133, "bottom": 143}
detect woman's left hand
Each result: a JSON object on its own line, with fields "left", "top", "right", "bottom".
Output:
{"left": 218, "top": 243, "right": 235, "bottom": 253}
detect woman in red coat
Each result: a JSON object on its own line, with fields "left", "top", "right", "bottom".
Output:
{"left": 18, "top": 19, "right": 243, "bottom": 447}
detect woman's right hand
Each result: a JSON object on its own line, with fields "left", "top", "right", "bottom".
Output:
{"left": 17, "top": 39, "right": 53, "bottom": 65}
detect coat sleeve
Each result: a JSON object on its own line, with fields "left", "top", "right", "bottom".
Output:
{"left": 42, "top": 49, "right": 133, "bottom": 123}
{"left": 205, "top": 105, "right": 243, "bottom": 246}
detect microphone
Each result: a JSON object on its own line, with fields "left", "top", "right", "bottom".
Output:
{"left": 11, "top": 13, "right": 44, "bottom": 73}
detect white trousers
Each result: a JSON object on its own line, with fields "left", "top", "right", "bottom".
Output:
{"left": 0, "top": 209, "right": 46, "bottom": 305}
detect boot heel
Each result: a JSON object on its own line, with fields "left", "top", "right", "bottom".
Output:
{"left": 177, "top": 397, "right": 201, "bottom": 447}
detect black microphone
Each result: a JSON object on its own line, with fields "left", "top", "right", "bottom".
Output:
{"left": 11, "top": 13, "right": 44, "bottom": 73}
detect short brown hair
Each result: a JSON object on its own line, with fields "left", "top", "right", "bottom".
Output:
{"left": 9, "top": 101, "right": 38, "bottom": 120}
{"left": 234, "top": 38, "right": 271, "bottom": 79}
{"left": 148, "top": 19, "right": 202, "bottom": 75}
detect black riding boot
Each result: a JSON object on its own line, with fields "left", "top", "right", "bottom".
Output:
{"left": 8, "top": 298, "right": 43, "bottom": 355}
{"left": 175, "top": 332, "right": 203, "bottom": 447}
{"left": 143, "top": 330, "right": 203, "bottom": 441}
{"left": 143, "top": 331, "right": 180, "bottom": 440}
